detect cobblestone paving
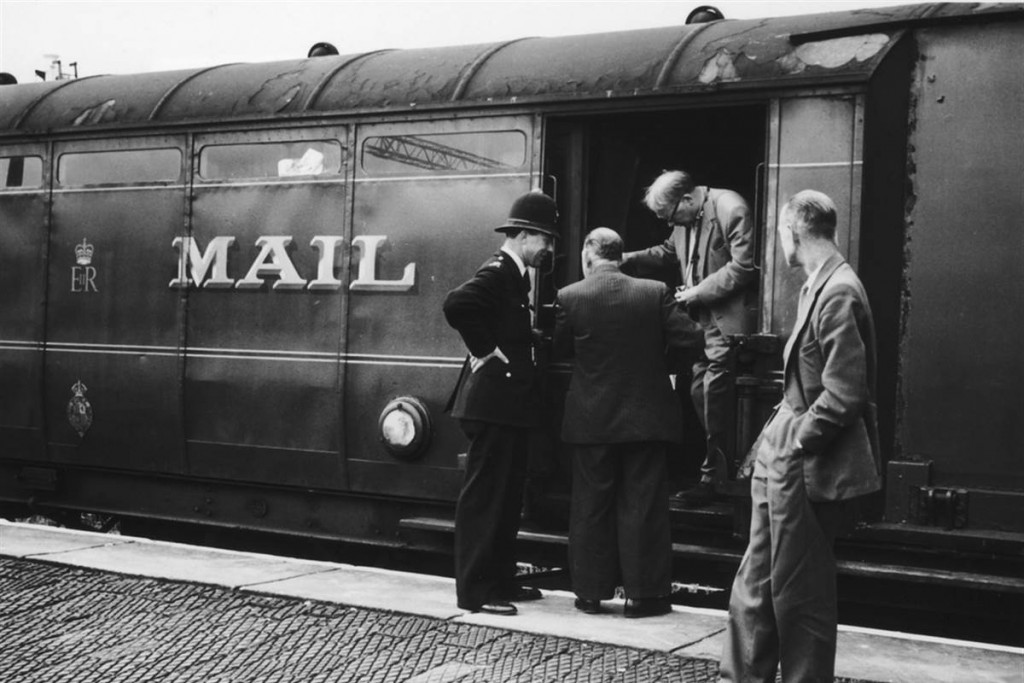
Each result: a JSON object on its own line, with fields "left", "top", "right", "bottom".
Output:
{"left": 0, "top": 558, "right": 863, "bottom": 682}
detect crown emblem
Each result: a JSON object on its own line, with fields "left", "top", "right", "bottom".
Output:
{"left": 75, "top": 239, "right": 94, "bottom": 266}
{"left": 67, "top": 379, "right": 93, "bottom": 438}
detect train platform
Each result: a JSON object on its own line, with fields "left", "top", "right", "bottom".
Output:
{"left": 1, "top": 520, "right": 1020, "bottom": 683}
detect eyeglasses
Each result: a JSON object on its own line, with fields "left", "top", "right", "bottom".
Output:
{"left": 659, "top": 197, "right": 681, "bottom": 224}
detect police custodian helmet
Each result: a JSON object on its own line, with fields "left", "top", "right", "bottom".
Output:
{"left": 496, "top": 191, "right": 560, "bottom": 240}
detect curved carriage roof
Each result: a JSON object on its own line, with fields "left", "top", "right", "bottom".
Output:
{"left": 1, "top": 2, "right": 1020, "bottom": 136}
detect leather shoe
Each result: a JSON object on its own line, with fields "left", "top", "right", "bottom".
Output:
{"left": 624, "top": 597, "right": 672, "bottom": 619}
{"left": 463, "top": 600, "right": 517, "bottom": 616}
{"left": 670, "top": 480, "right": 717, "bottom": 509}
{"left": 500, "top": 585, "right": 543, "bottom": 602}
{"left": 574, "top": 598, "right": 602, "bottom": 614}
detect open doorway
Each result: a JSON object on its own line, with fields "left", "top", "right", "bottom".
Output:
{"left": 538, "top": 104, "right": 767, "bottom": 494}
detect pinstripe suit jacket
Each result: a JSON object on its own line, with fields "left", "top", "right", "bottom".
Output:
{"left": 553, "top": 263, "right": 703, "bottom": 445}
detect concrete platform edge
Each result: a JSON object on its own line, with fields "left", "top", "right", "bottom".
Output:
{"left": 3, "top": 520, "right": 1021, "bottom": 683}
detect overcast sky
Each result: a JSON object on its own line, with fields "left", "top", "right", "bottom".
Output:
{"left": 1, "top": 0, "right": 936, "bottom": 84}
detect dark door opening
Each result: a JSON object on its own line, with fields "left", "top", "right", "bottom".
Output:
{"left": 538, "top": 104, "right": 767, "bottom": 498}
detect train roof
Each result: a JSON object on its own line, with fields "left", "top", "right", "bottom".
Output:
{"left": 1, "top": 2, "right": 1021, "bottom": 137}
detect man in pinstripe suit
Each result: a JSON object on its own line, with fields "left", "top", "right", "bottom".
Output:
{"left": 554, "top": 228, "right": 702, "bottom": 617}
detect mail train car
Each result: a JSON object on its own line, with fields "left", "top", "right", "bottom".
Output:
{"left": 1, "top": 3, "right": 1021, "bottom": 597}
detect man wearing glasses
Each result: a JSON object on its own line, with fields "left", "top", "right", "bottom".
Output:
{"left": 623, "top": 170, "right": 757, "bottom": 507}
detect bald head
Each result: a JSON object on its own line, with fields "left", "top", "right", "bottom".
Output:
{"left": 582, "top": 227, "right": 623, "bottom": 277}
{"left": 584, "top": 228, "right": 623, "bottom": 261}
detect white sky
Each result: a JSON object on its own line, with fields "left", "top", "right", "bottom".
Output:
{"left": 0, "top": 0, "right": 936, "bottom": 84}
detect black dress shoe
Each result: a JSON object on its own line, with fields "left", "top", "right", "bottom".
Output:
{"left": 463, "top": 600, "right": 517, "bottom": 616}
{"left": 500, "top": 585, "right": 543, "bottom": 602}
{"left": 574, "top": 598, "right": 602, "bottom": 614}
{"left": 670, "top": 480, "right": 717, "bottom": 509}
{"left": 624, "top": 597, "right": 672, "bottom": 618}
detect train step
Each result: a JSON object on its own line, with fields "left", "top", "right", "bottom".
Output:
{"left": 399, "top": 516, "right": 1024, "bottom": 594}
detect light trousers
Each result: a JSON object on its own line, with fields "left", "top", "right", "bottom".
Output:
{"left": 719, "top": 446, "right": 843, "bottom": 683}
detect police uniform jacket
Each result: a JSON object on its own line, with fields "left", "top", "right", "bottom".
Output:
{"left": 755, "top": 253, "right": 882, "bottom": 501}
{"left": 625, "top": 188, "right": 757, "bottom": 336}
{"left": 443, "top": 250, "right": 539, "bottom": 428}
{"left": 553, "top": 263, "right": 703, "bottom": 445}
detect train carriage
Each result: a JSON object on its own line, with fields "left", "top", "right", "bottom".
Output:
{"left": 1, "top": 2, "right": 1021, "bottom": 624}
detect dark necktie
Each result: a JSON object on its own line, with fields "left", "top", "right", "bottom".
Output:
{"left": 689, "top": 224, "right": 700, "bottom": 285}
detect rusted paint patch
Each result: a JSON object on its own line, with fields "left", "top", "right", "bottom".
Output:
{"left": 777, "top": 34, "right": 890, "bottom": 73}
{"left": 247, "top": 82, "right": 303, "bottom": 113}
{"left": 247, "top": 70, "right": 306, "bottom": 113}
{"left": 698, "top": 49, "right": 740, "bottom": 84}
{"left": 72, "top": 99, "right": 119, "bottom": 126}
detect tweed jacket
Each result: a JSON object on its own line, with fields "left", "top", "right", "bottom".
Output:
{"left": 624, "top": 187, "right": 757, "bottom": 335}
{"left": 757, "top": 253, "right": 882, "bottom": 501}
{"left": 443, "top": 249, "right": 539, "bottom": 428}
{"left": 553, "top": 263, "right": 703, "bottom": 445}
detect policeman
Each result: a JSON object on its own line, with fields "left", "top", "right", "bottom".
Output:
{"left": 443, "top": 190, "right": 559, "bottom": 616}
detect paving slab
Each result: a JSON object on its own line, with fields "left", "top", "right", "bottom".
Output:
{"left": 0, "top": 520, "right": 337, "bottom": 588}
{"left": 0, "top": 520, "right": 131, "bottom": 557}
{"left": 834, "top": 627, "right": 1024, "bottom": 683}
{"left": 675, "top": 617, "right": 1024, "bottom": 683}
{"left": 456, "top": 591, "right": 727, "bottom": 653}
{"left": 250, "top": 563, "right": 465, "bottom": 620}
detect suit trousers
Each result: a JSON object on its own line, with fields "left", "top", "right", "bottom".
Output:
{"left": 690, "top": 319, "right": 735, "bottom": 480}
{"left": 454, "top": 419, "right": 528, "bottom": 609}
{"left": 569, "top": 442, "right": 672, "bottom": 600}
{"left": 719, "top": 448, "right": 843, "bottom": 683}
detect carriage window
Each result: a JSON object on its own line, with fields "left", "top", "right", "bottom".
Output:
{"left": 58, "top": 149, "right": 181, "bottom": 185}
{"left": 0, "top": 156, "right": 43, "bottom": 189}
{"left": 361, "top": 131, "right": 526, "bottom": 176}
{"left": 199, "top": 140, "right": 343, "bottom": 180}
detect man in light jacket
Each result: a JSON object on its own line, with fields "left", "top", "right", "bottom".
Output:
{"left": 719, "top": 190, "right": 881, "bottom": 682}
{"left": 624, "top": 170, "right": 757, "bottom": 507}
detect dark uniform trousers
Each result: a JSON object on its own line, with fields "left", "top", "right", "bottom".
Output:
{"left": 454, "top": 419, "right": 529, "bottom": 609}
{"left": 719, "top": 447, "right": 844, "bottom": 683}
{"left": 444, "top": 249, "right": 537, "bottom": 610}
{"left": 569, "top": 442, "right": 672, "bottom": 600}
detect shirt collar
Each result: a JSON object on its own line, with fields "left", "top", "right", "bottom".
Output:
{"left": 591, "top": 261, "right": 620, "bottom": 274}
{"left": 500, "top": 245, "right": 527, "bottom": 277}
{"left": 804, "top": 260, "right": 826, "bottom": 293}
